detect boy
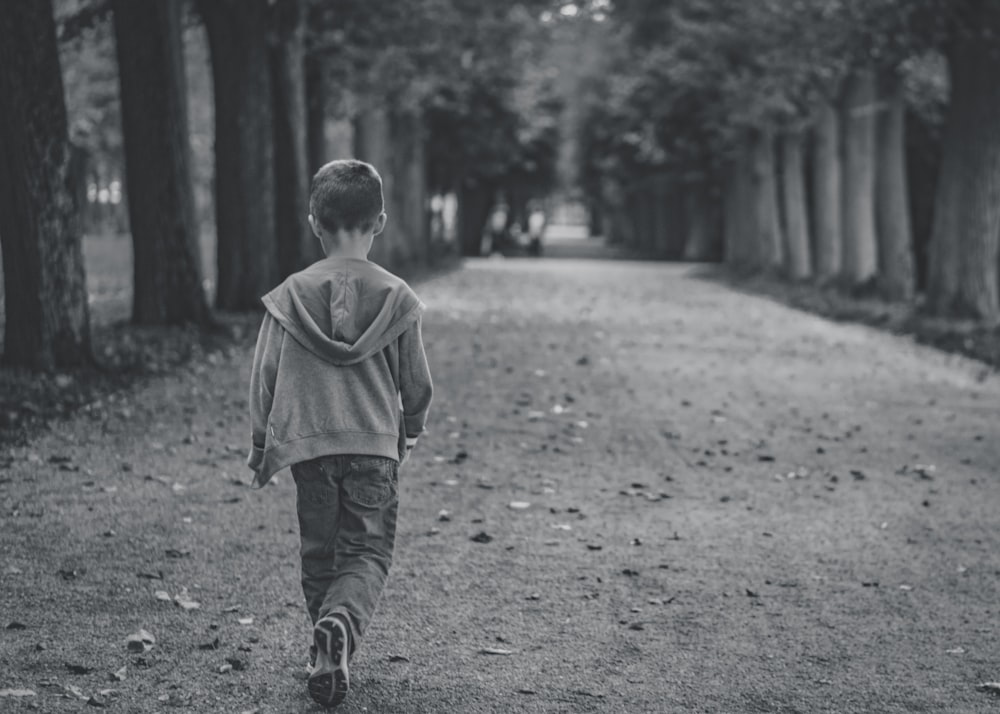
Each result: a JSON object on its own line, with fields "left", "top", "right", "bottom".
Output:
{"left": 247, "top": 159, "right": 433, "bottom": 709}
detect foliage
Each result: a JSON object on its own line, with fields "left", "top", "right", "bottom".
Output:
{"left": 575, "top": 0, "right": 956, "bottom": 201}
{"left": 308, "top": 0, "right": 563, "bottom": 194}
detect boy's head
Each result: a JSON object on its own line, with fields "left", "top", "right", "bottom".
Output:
{"left": 308, "top": 159, "right": 385, "bottom": 238}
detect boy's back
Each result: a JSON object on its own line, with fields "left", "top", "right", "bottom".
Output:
{"left": 248, "top": 256, "right": 431, "bottom": 488}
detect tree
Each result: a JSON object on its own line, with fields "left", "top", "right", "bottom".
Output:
{"left": 197, "top": 0, "right": 277, "bottom": 311}
{"left": 875, "top": 70, "right": 915, "bottom": 300}
{"left": 780, "top": 129, "right": 812, "bottom": 280}
{"left": 811, "top": 101, "right": 843, "bottom": 280}
{"left": 269, "top": 0, "right": 317, "bottom": 276}
{"left": 926, "top": 0, "right": 1000, "bottom": 322}
{"left": 0, "top": 0, "right": 91, "bottom": 369}
{"left": 112, "top": 0, "right": 212, "bottom": 326}
{"left": 840, "top": 68, "right": 879, "bottom": 286}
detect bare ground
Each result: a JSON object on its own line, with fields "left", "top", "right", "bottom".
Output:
{"left": 1, "top": 258, "right": 998, "bottom": 713}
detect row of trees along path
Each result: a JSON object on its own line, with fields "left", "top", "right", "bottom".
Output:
{"left": 577, "top": 0, "right": 1000, "bottom": 324}
{"left": 0, "top": 0, "right": 561, "bottom": 371}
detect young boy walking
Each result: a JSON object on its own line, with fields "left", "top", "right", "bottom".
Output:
{"left": 246, "top": 159, "right": 433, "bottom": 708}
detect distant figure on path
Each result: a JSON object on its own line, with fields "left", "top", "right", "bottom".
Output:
{"left": 246, "top": 159, "right": 434, "bottom": 709}
{"left": 527, "top": 202, "right": 547, "bottom": 256}
{"left": 487, "top": 201, "right": 509, "bottom": 254}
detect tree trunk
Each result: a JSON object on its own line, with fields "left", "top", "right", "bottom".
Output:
{"left": 840, "top": 69, "right": 879, "bottom": 286}
{"left": 391, "top": 111, "right": 429, "bottom": 265}
{"left": 457, "top": 180, "right": 493, "bottom": 257}
{"left": 269, "top": 0, "right": 317, "bottom": 276}
{"left": 353, "top": 106, "right": 397, "bottom": 267}
{"left": 811, "top": 101, "right": 842, "bottom": 280}
{"left": 305, "top": 52, "right": 328, "bottom": 174}
{"left": 723, "top": 149, "right": 754, "bottom": 269}
{"left": 112, "top": 0, "right": 212, "bottom": 326}
{"left": 0, "top": 0, "right": 91, "bottom": 369}
{"left": 927, "top": 2, "right": 1000, "bottom": 322}
{"left": 198, "top": 0, "right": 277, "bottom": 310}
{"left": 751, "top": 128, "right": 784, "bottom": 272}
{"left": 780, "top": 130, "right": 812, "bottom": 280}
{"left": 875, "top": 71, "right": 915, "bottom": 301}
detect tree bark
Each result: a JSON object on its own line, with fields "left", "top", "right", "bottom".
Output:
{"left": 875, "top": 71, "right": 915, "bottom": 301}
{"left": 198, "top": 0, "right": 277, "bottom": 310}
{"left": 269, "top": 0, "right": 317, "bottom": 276}
{"left": 723, "top": 149, "right": 753, "bottom": 269}
{"left": 840, "top": 69, "right": 879, "bottom": 286}
{"left": 457, "top": 179, "right": 494, "bottom": 257}
{"left": 0, "top": 0, "right": 91, "bottom": 369}
{"left": 112, "top": 0, "right": 212, "bottom": 326}
{"left": 305, "top": 52, "right": 328, "bottom": 174}
{"left": 353, "top": 106, "right": 399, "bottom": 267}
{"left": 751, "top": 128, "right": 784, "bottom": 272}
{"left": 391, "top": 111, "right": 429, "bottom": 265}
{"left": 927, "top": 1, "right": 1000, "bottom": 321}
{"left": 811, "top": 101, "right": 842, "bottom": 280}
{"left": 780, "top": 130, "right": 812, "bottom": 280}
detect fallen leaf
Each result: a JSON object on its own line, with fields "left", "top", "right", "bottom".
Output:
{"left": 388, "top": 655, "right": 410, "bottom": 663}
{"left": 478, "top": 647, "right": 513, "bottom": 655}
{"left": 945, "top": 646, "right": 965, "bottom": 654}
{"left": 508, "top": 501, "right": 531, "bottom": 510}
{"left": 64, "top": 684, "right": 88, "bottom": 700}
{"left": 136, "top": 571, "right": 164, "bottom": 580}
{"left": 110, "top": 666, "right": 127, "bottom": 682}
{"left": 154, "top": 590, "right": 172, "bottom": 602}
{"left": 125, "top": 628, "right": 155, "bottom": 652}
{"left": 218, "top": 663, "right": 233, "bottom": 674}
{"left": 0, "top": 689, "right": 36, "bottom": 698}
{"left": 237, "top": 617, "right": 254, "bottom": 625}
{"left": 174, "top": 588, "right": 201, "bottom": 611}
{"left": 551, "top": 523, "right": 572, "bottom": 531}
{"left": 470, "top": 532, "right": 493, "bottom": 544}
{"left": 87, "top": 693, "right": 108, "bottom": 708}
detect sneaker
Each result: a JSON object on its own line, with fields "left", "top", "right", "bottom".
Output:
{"left": 305, "top": 644, "right": 318, "bottom": 675}
{"left": 309, "top": 615, "right": 350, "bottom": 708}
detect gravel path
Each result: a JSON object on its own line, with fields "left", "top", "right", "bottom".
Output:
{"left": 1, "top": 258, "right": 998, "bottom": 713}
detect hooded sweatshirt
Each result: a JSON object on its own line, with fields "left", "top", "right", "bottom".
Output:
{"left": 246, "top": 256, "right": 433, "bottom": 488}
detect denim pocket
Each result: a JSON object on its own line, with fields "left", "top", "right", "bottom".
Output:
{"left": 343, "top": 457, "right": 397, "bottom": 508}
{"left": 291, "top": 458, "right": 338, "bottom": 507}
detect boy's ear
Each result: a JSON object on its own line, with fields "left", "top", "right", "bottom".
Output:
{"left": 372, "top": 212, "right": 387, "bottom": 236}
{"left": 308, "top": 214, "right": 323, "bottom": 238}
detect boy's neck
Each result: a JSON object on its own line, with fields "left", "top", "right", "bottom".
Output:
{"left": 321, "top": 231, "right": 372, "bottom": 261}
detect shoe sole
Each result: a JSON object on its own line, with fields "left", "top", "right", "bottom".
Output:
{"left": 309, "top": 617, "right": 349, "bottom": 708}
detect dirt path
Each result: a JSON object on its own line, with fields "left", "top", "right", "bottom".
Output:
{"left": 2, "top": 259, "right": 998, "bottom": 713}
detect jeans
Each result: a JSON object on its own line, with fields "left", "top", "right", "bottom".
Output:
{"left": 291, "top": 454, "right": 399, "bottom": 655}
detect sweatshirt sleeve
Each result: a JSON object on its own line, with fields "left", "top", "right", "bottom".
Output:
{"left": 247, "top": 313, "right": 284, "bottom": 471}
{"left": 399, "top": 314, "right": 433, "bottom": 439}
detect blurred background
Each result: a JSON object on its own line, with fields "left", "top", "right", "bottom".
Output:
{"left": 1, "top": 0, "right": 998, "bottom": 371}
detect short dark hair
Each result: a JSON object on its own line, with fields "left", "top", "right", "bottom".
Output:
{"left": 309, "top": 159, "right": 384, "bottom": 234}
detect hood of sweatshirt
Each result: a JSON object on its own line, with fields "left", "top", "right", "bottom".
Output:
{"left": 261, "top": 257, "right": 425, "bottom": 367}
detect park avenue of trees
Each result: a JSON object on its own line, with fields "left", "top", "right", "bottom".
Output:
{"left": 2, "top": 0, "right": 1000, "bottom": 371}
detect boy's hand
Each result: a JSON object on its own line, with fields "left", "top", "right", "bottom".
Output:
{"left": 247, "top": 442, "right": 265, "bottom": 472}
{"left": 401, "top": 435, "right": 419, "bottom": 465}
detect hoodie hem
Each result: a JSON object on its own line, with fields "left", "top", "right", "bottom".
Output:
{"left": 250, "top": 431, "right": 401, "bottom": 488}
